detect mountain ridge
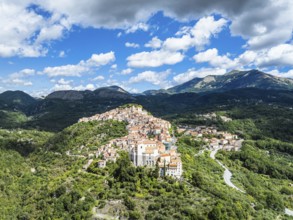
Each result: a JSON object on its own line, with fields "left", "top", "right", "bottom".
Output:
{"left": 45, "top": 85, "right": 133, "bottom": 100}
{"left": 144, "top": 69, "right": 293, "bottom": 95}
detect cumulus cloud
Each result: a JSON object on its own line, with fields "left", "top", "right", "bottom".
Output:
{"left": 0, "top": 1, "right": 71, "bottom": 57}
{"left": 229, "top": 0, "right": 293, "bottom": 49}
{"left": 266, "top": 69, "right": 293, "bottom": 78}
{"left": 1, "top": 0, "right": 292, "bottom": 58}
{"left": 52, "top": 83, "right": 72, "bottom": 91}
{"left": 111, "top": 64, "right": 117, "bottom": 69}
{"left": 126, "top": 16, "right": 226, "bottom": 68}
{"left": 129, "top": 69, "right": 172, "bottom": 88}
{"left": 192, "top": 43, "right": 293, "bottom": 74}
{"left": 125, "top": 42, "right": 140, "bottom": 48}
{"left": 57, "top": 78, "right": 72, "bottom": 85}
{"left": 2, "top": 68, "right": 36, "bottom": 86}
{"left": 173, "top": 68, "right": 227, "bottom": 84}
{"left": 145, "top": 37, "right": 162, "bottom": 49}
{"left": 163, "top": 16, "right": 227, "bottom": 51}
{"left": 5, "top": 78, "right": 33, "bottom": 86}
{"left": 42, "top": 51, "right": 115, "bottom": 77}
{"left": 39, "top": 0, "right": 292, "bottom": 50}
{"left": 193, "top": 48, "right": 237, "bottom": 69}
{"left": 75, "top": 84, "right": 95, "bottom": 91}
{"left": 254, "top": 44, "right": 293, "bottom": 67}
{"left": 93, "top": 75, "right": 105, "bottom": 81}
{"left": 127, "top": 50, "right": 184, "bottom": 68}
{"left": 121, "top": 68, "right": 133, "bottom": 75}
{"left": 125, "top": 23, "right": 149, "bottom": 34}
{"left": 52, "top": 82, "right": 96, "bottom": 91}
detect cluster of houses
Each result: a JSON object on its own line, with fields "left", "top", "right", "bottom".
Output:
{"left": 178, "top": 125, "right": 243, "bottom": 151}
{"left": 197, "top": 112, "right": 233, "bottom": 122}
{"left": 79, "top": 105, "right": 182, "bottom": 178}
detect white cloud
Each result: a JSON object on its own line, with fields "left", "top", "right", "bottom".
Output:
{"left": 111, "top": 64, "right": 117, "bottom": 69}
{"left": 43, "top": 65, "right": 88, "bottom": 77}
{"left": 163, "top": 16, "right": 227, "bottom": 51}
{"left": 173, "top": 68, "right": 227, "bottom": 84}
{"left": 14, "top": 68, "right": 36, "bottom": 77}
{"left": 193, "top": 48, "right": 237, "bottom": 69}
{"left": 88, "top": 52, "right": 116, "bottom": 66}
{"left": 254, "top": 44, "right": 293, "bottom": 67}
{"left": 53, "top": 83, "right": 72, "bottom": 91}
{"left": 230, "top": 0, "right": 293, "bottom": 49}
{"left": 52, "top": 82, "right": 96, "bottom": 91}
{"left": 8, "top": 78, "right": 33, "bottom": 86}
{"left": 163, "top": 35, "right": 194, "bottom": 51}
{"left": 35, "top": 24, "right": 65, "bottom": 43}
{"left": 129, "top": 69, "right": 172, "bottom": 88}
{"left": 192, "top": 44, "right": 293, "bottom": 72}
{"left": 1, "top": 0, "right": 292, "bottom": 59}
{"left": 2, "top": 68, "right": 35, "bottom": 86}
{"left": 237, "top": 50, "right": 258, "bottom": 65}
{"left": 0, "top": 1, "right": 70, "bottom": 57}
{"left": 75, "top": 83, "right": 95, "bottom": 90}
{"left": 42, "top": 51, "right": 115, "bottom": 77}
{"left": 125, "top": 23, "right": 149, "bottom": 34}
{"left": 145, "top": 37, "right": 162, "bottom": 49}
{"left": 125, "top": 42, "right": 140, "bottom": 48}
{"left": 57, "top": 78, "right": 72, "bottom": 85}
{"left": 126, "top": 16, "right": 226, "bottom": 70}
{"left": 121, "top": 68, "right": 133, "bottom": 75}
{"left": 93, "top": 75, "right": 105, "bottom": 81}
{"left": 127, "top": 50, "right": 184, "bottom": 68}
{"left": 59, "top": 50, "right": 66, "bottom": 57}
{"left": 266, "top": 69, "right": 293, "bottom": 78}
{"left": 38, "top": 0, "right": 292, "bottom": 50}
{"left": 126, "top": 16, "right": 226, "bottom": 69}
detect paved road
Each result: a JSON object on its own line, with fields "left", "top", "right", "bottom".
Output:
{"left": 83, "top": 159, "right": 93, "bottom": 170}
{"left": 285, "top": 208, "right": 293, "bottom": 217}
{"left": 210, "top": 148, "right": 245, "bottom": 193}
{"left": 210, "top": 149, "right": 293, "bottom": 215}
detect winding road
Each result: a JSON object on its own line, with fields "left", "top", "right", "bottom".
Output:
{"left": 210, "top": 148, "right": 245, "bottom": 193}
{"left": 210, "top": 148, "right": 293, "bottom": 216}
{"left": 285, "top": 208, "right": 293, "bottom": 217}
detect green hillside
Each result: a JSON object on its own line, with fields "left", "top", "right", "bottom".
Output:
{"left": 0, "top": 110, "right": 292, "bottom": 219}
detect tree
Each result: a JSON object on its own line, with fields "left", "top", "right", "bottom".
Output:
{"left": 124, "top": 196, "right": 136, "bottom": 210}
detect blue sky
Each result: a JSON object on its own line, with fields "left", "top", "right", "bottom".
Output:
{"left": 0, "top": 0, "right": 292, "bottom": 96}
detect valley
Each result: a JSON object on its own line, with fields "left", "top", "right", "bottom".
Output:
{"left": 0, "top": 70, "right": 292, "bottom": 219}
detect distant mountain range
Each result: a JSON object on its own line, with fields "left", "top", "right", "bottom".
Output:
{"left": 0, "top": 69, "right": 292, "bottom": 104}
{"left": 0, "top": 69, "right": 293, "bottom": 131}
{"left": 30, "top": 69, "right": 293, "bottom": 101}
{"left": 144, "top": 69, "right": 293, "bottom": 95}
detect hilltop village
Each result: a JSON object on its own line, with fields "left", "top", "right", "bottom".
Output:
{"left": 79, "top": 105, "right": 182, "bottom": 178}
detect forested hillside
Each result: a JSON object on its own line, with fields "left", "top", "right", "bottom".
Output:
{"left": 0, "top": 104, "right": 292, "bottom": 219}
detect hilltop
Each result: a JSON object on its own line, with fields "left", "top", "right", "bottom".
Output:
{"left": 79, "top": 105, "right": 182, "bottom": 178}
{"left": 46, "top": 86, "right": 133, "bottom": 100}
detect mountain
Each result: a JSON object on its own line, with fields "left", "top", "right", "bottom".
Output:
{"left": 46, "top": 90, "right": 88, "bottom": 100}
{"left": 150, "top": 69, "right": 293, "bottom": 94}
{"left": 92, "top": 85, "right": 133, "bottom": 99}
{"left": 0, "top": 90, "right": 37, "bottom": 110}
{"left": 46, "top": 86, "right": 133, "bottom": 100}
